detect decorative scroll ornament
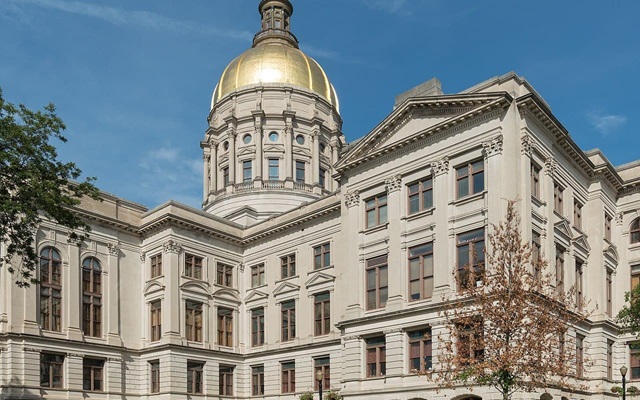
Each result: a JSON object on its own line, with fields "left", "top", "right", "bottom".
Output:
{"left": 482, "top": 135, "right": 504, "bottom": 158}
{"left": 311, "top": 128, "right": 320, "bottom": 141}
{"left": 162, "top": 240, "right": 182, "bottom": 254}
{"left": 544, "top": 157, "right": 557, "bottom": 176}
{"left": 345, "top": 190, "right": 360, "bottom": 208}
{"left": 140, "top": 252, "right": 146, "bottom": 262}
{"left": 521, "top": 134, "right": 533, "bottom": 157}
{"left": 385, "top": 175, "right": 402, "bottom": 193}
{"left": 107, "top": 243, "right": 120, "bottom": 256}
{"left": 227, "top": 127, "right": 237, "bottom": 139}
{"left": 431, "top": 157, "right": 450, "bottom": 176}
{"left": 203, "top": 153, "right": 211, "bottom": 162}
{"left": 284, "top": 124, "right": 293, "bottom": 136}
{"left": 616, "top": 213, "right": 624, "bottom": 226}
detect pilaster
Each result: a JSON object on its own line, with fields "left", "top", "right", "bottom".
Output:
{"left": 66, "top": 242, "right": 82, "bottom": 340}
{"left": 107, "top": 243, "right": 122, "bottom": 345}
{"left": 162, "top": 239, "right": 182, "bottom": 343}
{"left": 311, "top": 127, "right": 321, "bottom": 185}
{"left": 253, "top": 111, "right": 265, "bottom": 182}
{"left": 384, "top": 328, "right": 404, "bottom": 376}
{"left": 344, "top": 190, "right": 362, "bottom": 320}
{"left": 483, "top": 134, "right": 504, "bottom": 229}
{"left": 203, "top": 151, "right": 211, "bottom": 200}
{"left": 284, "top": 111, "right": 295, "bottom": 180}
{"left": 385, "top": 175, "right": 403, "bottom": 311}
{"left": 432, "top": 157, "right": 450, "bottom": 297}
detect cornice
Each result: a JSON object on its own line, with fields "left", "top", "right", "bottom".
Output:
{"left": 138, "top": 214, "right": 243, "bottom": 245}
{"left": 336, "top": 93, "right": 512, "bottom": 175}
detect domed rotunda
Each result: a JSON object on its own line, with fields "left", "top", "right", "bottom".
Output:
{"left": 202, "top": 0, "right": 345, "bottom": 225}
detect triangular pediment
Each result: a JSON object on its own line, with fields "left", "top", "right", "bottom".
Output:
{"left": 245, "top": 289, "right": 269, "bottom": 304}
{"left": 335, "top": 93, "right": 511, "bottom": 173}
{"left": 218, "top": 154, "right": 229, "bottom": 165}
{"left": 572, "top": 234, "right": 591, "bottom": 253}
{"left": 292, "top": 147, "right": 312, "bottom": 158}
{"left": 237, "top": 145, "right": 256, "bottom": 157}
{"left": 273, "top": 281, "right": 300, "bottom": 297}
{"left": 604, "top": 244, "right": 619, "bottom": 263}
{"left": 305, "top": 272, "right": 336, "bottom": 288}
{"left": 263, "top": 144, "right": 285, "bottom": 153}
{"left": 554, "top": 219, "right": 573, "bottom": 240}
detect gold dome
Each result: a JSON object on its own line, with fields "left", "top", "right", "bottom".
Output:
{"left": 212, "top": 42, "right": 339, "bottom": 110}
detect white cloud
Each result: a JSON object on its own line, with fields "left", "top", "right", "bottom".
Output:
{"left": 588, "top": 112, "right": 628, "bottom": 135}
{"left": 6, "top": 0, "right": 253, "bottom": 41}
{"left": 361, "top": 0, "right": 410, "bottom": 16}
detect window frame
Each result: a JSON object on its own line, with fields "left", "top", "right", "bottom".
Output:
{"left": 456, "top": 159, "right": 485, "bottom": 199}
{"left": 606, "top": 268, "right": 613, "bottom": 317}
{"left": 150, "top": 253, "right": 162, "bottom": 278}
{"left": 40, "top": 247, "right": 62, "bottom": 332}
{"left": 216, "top": 263, "right": 233, "bottom": 287}
{"left": 553, "top": 183, "right": 564, "bottom": 215}
{"left": 457, "top": 322, "right": 484, "bottom": 364}
{"left": 295, "top": 160, "right": 305, "bottom": 183}
{"left": 408, "top": 243, "right": 434, "bottom": 301}
{"left": 555, "top": 246, "right": 565, "bottom": 296}
{"left": 82, "top": 358, "right": 104, "bottom": 392}
{"left": 632, "top": 218, "right": 640, "bottom": 244}
{"left": 576, "top": 334, "right": 584, "bottom": 378}
{"left": 252, "top": 366, "right": 265, "bottom": 396}
{"left": 319, "top": 168, "right": 326, "bottom": 189}
{"left": 407, "top": 177, "right": 433, "bottom": 214}
{"left": 365, "top": 255, "right": 388, "bottom": 310}
{"left": 365, "top": 194, "right": 388, "bottom": 228}
{"left": 217, "top": 307, "right": 234, "bottom": 347}
{"left": 150, "top": 360, "right": 160, "bottom": 393}
{"left": 314, "top": 292, "right": 331, "bottom": 336}
{"left": 313, "top": 242, "right": 331, "bottom": 270}
{"left": 82, "top": 257, "right": 102, "bottom": 338}
{"left": 575, "top": 260, "right": 584, "bottom": 311}
{"left": 251, "top": 263, "right": 265, "bottom": 287}
{"left": 187, "top": 361, "right": 204, "bottom": 394}
{"left": 281, "top": 300, "right": 296, "bottom": 342}
{"left": 184, "top": 254, "right": 203, "bottom": 280}
{"left": 531, "top": 163, "right": 541, "bottom": 199}
{"left": 40, "top": 353, "right": 64, "bottom": 388}
{"left": 242, "top": 160, "right": 252, "bottom": 183}
{"left": 223, "top": 166, "right": 230, "bottom": 186}
{"left": 605, "top": 213, "right": 613, "bottom": 241}
{"left": 280, "top": 253, "right": 296, "bottom": 278}
{"left": 366, "top": 336, "right": 386, "bottom": 378}
{"left": 251, "top": 308, "right": 265, "bottom": 347}
{"left": 456, "top": 228, "right": 486, "bottom": 290}
{"left": 314, "top": 357, "right": 331, "bottom": 390}
{"left": 150, "top": 300, "right": 162, "bottom": 342}
{"left": 408, "top": 329, "right": 433, "bottom": 373}
{"left": 268, "top": 158, "right": 280, "bottom": 181}
{"left": 219, "top": 365, "right": 234, "bottom": 396}
{"left": 281, "top": 361, "right": 296, "bottom": 394}
{"left": 185, "top": 301, "right": 203, "bottom": 342}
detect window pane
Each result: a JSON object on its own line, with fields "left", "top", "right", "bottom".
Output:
{"left": 473, "top": 171, "right": 484, "bottom": 193}
{"left": 367, "top": 209, "right": 376, "bottom": 227}
{"left": 409, "top": 195, "right": 419, "bottom": 214}
{"left": 458, "top": 177, "right": 469, "bottom": 197}
{"left": 379, "top": 204, "right": 387, "bottom": 224}
{"left": 423, "top": 190, "right": 433, "bottom": 209}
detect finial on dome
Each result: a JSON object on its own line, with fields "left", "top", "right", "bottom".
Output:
{"left": 253, "top": 0, "right": 299, "bottom": 48}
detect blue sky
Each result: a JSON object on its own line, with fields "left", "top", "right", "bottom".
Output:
{"left": 1, "top": 0, "right": 639, "bottom": 209}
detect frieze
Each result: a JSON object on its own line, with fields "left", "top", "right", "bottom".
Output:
{"left": 345, "top": 190, "right": 360, "bottom": 208}
{"left": 385, "top": 175, "right": 402, "bottom": 193}
{"left": 482, "top": 134, "right": 503, "bottom": 158}
{"left": 383, "top": 328, "right": 402, "bottom": 334}
{"left": 162, "top": 240, "right": 182, "bottom": 254}
{"left": 23, "top": 347, "right": 41, "bottom": 353}
{"left": 431, "top": 157, "right": 450, "bottom": 176}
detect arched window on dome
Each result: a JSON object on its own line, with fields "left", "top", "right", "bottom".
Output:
{"left": 40, "top": 247, "right": 62, "bottom": 332}
{"left": 631, "top": 218, "right": 640, "bottom": 244}
{"left": 82, "top": 257, "right": 102, "bottom": 337}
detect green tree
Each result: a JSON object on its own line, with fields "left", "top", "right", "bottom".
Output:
{"left": 0, "top": 88, "right": 100, "bottom": 287}
{"left": 617, "top": 284, "right": 640, "bottom": 336}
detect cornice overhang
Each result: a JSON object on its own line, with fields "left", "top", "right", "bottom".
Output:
{"left": 75, "top": 209, "right": 140, "bottom": 234}
{"left": 516, "top": 94, "right": 624, "bottom": 191}
{"left": 335, "top": 92, "right": 512, "bottom": 175}
{"left": 138, "top": 213, "right": 243, "bottom": 245}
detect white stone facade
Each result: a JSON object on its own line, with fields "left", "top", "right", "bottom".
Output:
{"left": 2, "top": 2, "right": 640, "bottom": 400}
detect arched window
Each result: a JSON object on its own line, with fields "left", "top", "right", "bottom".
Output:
{"left": 40, "top": 247, "right": 62, "bottom": 331}
{"left": 632, "top": 218, "right": 640, "bottom": 244}
{"left": 82, "top": 257, "right": 102, "bottom": 337}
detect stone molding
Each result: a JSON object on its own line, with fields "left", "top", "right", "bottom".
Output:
{"left": 345, "top": 190, "right": 360, "bottom": 208}
{"left": 544, "top": 157, "right": 557, "bottom": 177}
{"left": 616, "top": 213, "right": 624, "bottom": 226}
{"left": 140, "top": 252, "right": 146, "bottom": 262}
{"left": 162, "top": 240, "right": 182, "bottom": 254}
{"left": 521, "top": 134, "right": 533, "bottom": 157}
{"left": 385, "top": 175, "right": 402, "bottom": 193}
{"left": 431, "top": 157, "right": 449, "bottom": 176}
{"left": 482, "top": 134, "right": 503, "bottom": 158}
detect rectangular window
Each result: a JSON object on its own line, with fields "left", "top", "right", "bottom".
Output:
{"left": 458, "top": 322, "right": 484, "bottom": 364}
{"left": 555, "top": 246, "right": 565, "bottom": 295}
{"left": 457, "top": 228, "right": 485, "bottom": 290}
{"left": 216, "top": 263, "right": 233, "bottom": 287}
{"left": 185, "top": 254, "right": 203, "bottom": 279}
{"left": 605, "top": 213, "right": 612, "bottom": 241}
{"left": 219, "top": 366, "right": 234, "bottom": 396}
{"left": 576, "top": 334, "right": 584, "bottom": 378}
{"left": 187, "top": 362, "right": 204, "bottom": 394}
{"left": 252, "top": 366, "right": 264, "bottom": 396}
{"left": 366, "top": 337, "right": 386, "bottom": 378}
{"left": 574, "top": 200, "right": 583, "bottom": 229}
{"left": 531, "top": 163, "right": 541, "bottom": 199}
{"left": 185, "top": 301, "right": 203, "bottom": 342}
{"left": 366, "top": 255, "right": 388, "bottom": 310}
{"left": 456, "top": 159, "right": 484, "bottom": 198}
{"left": 366, "top": 194, "right": 388, "bottom": 228}
{"left": 632, "top": 344, "right": 640, "bottom": 380}
{"left": 150, "top": 300, "right": 162, "bottom": 342}
{"left": 150, "top": 254, "right": 162, "bottom": 278}
{"left": 632, "top": 268, "right": 640, "bottom": 291}
{"left": 82, "top": 258, "right": 102, "bottom": 337}
{"left": 319, "top": 168, "right": 327, "bottom": 189}
{"left": 251, "top": 308, "right": 265, "bottom": 347}
{"left": 281, "top": 300, "right": 296, "bottom": 342}
{"left": 532, "top": 231, "right": 542, "bottom": 283}
{"left": 408, "top": 329, "right": 432, "bottom": 373}
{"left": 313, "top": 242, "right": 331, "bottom": 269}
{"left": 150, "top": 361, "right": 160, "bottom": 393}
{"left": 295, "top": 160, "right": 305, "bottom": 182}
{"left": 281, "top": 253, "right": 296, "bottom": 278}
{"left": 281, "top": 361, "right": 296, "bottom": 393}
{"left": 315, "top": 357, "right": 330, "bottom": 390}
{"left": 607, "top": 269, "right": 613, "bottom": 317}
{"left": 83, "top": 358, "right": 104, "bottom": 392}
{"left": 243, "top": 160, "right": 252, "bottom": 183}
{"left": 40, "top": 253, "right": 62, "bottom": 332}
{"left": 40, "top": 353, "right": 64, "bottom": 388}
{"left": 408, "top": 243, "right": 434, "bottom": 301}
{"left": 575, "top": 260, "right": 584, "bottom": 311}
{"left": 408, "top": 177, "right": 433, "bottom": 214}
{"left": 554, "top": 183, "right": 564, "bottom": 215}
{"left": 251, "top": 264, "right": 265, "bottom": 287}
{"left": 223, "top": 166, "right": 230, "bottom": 185}
{"left": 217, "top": 307, "right": 233, "bottom": 347}
{"left": 314, "top": 292, "right": 330, "bottom": 336}
{"left": 269, "top": 158, "right": 279, "bottom": 180}
{"left": 607, "top": 340, "right": 614, "bottom": 380}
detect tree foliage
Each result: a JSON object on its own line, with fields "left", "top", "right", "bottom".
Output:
{"left": 616, "top": 283, "right": 640, "bottom": 337}
{"left": 0, "top": 88, "right": 100, "bottom": 287}
{"left": 432, "top": 200, "right": 591, "bottom": 400}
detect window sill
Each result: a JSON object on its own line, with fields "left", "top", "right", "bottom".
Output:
{"left": 181, "top": 275, "right": 207, "bottom": 283}
{"left": 407, "top": 296, "right": 433, "bottom": 305}
{"left": 275, "top": 275, "right": 299, "bottom": 285}
{"left": 451, "top": 190, "right": 486, "bottom": 206}
{"left": 629, "top": 242, "right": 640, "bottom": 251}
{"left": 404, "top": 207, "right": 435, "bottom": 221}
{"left": 249, "top": 283, "right": 267, "bottom": 290}
{"left": 531, "top": 195, "right": 545, "bottom": 207}
{"left": 360, "top": 222, "right": 389, "bottom": 235}
{"left": 308, "top": 265, "right": 334, "bottom": 275}
{"left": 553, "top": 210, "right": 565, "bottom": 220}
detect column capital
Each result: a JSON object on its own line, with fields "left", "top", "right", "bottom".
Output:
{"left": 482, "top": 134, "right": 503, "bottom": 158}
{"left": 521, "top": 134, "right": 533, "bottom": 157}
{"left": 544, "top": 157, "right": 557, "bottom": 177}
{"left": 107, "top": 242, "right": 120, "bottom": 257}
{"left": 163, "top": 240, "right": 182, "bottom": 254}
{"left": 345, "top": 190, "right": 360, "bottom": 208}
{"left": 385, "top": 175, "right": 402, "bottom": 193}
{"left": 431, "top": 157, "right": 449, "bottom": 176}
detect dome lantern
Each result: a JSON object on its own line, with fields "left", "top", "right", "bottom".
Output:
{"left": 254, "top": 0, "right": 298, "bottom": 48}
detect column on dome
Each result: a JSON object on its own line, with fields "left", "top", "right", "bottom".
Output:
{"left": 210, "top": 140, "right": 218, "bottom": 192}
{"left": 311, "top": 127, "right": 320, "bottom": 186}
{"left": 253, "top": 111, "right": 265, "bottom": 182}
{"left": 224, "top": 117, "right": 237, "bottom": 184}
{"left": 202, "top": 151, "right": 210, "bottom": 200}
{"left": 283, "top": 111, "right": 295, "bottom": 184}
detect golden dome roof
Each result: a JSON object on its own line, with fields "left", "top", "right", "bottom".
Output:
{"left": 212, "top": 42, "right": 339, "bottom": 110}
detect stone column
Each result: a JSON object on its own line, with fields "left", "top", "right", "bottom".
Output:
{"left": 544, "top": 157, "right": 557, "bottom": 276}
{"left": 228, "top": 129, "right": 237, "bottom": 184}
{"left": 482, "top": 135, "right": 504, "bottom": 228}
{"left": 432, "top": 157, "right": 450, "bottom": 296}
{"left": 162, "top": 240, "right": 182, "bottom": 343}
{"left": 210, "top": 140, "right": 218, "bottom": 192}
{"left": 385, "top": 175, "right": 403, "bottom": 311}
{"left": 343, "top": 191, "right": 362, "bottom": 320}
{"left": 283, "top": 111, "right": 296, "bottom": 184}
{"left": 107, "top": 243, "right": 121, "bottom": 345}
{"left": 202, "top": 151, "right": 210, "bottom": 200}
{"left": 311, "top": 127, "right": 320, "bottom": 185}
{"left": 341, "top": 335, "right": 362, "bottom": 381}
{"left": 66, "top": 241, "right": 82, "bottom": 340}
{"left": 253, "top": 111, "right": 264, "bottom": 182}
{"left": 520, "top": 134, "right": 534, "bottom": 242}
